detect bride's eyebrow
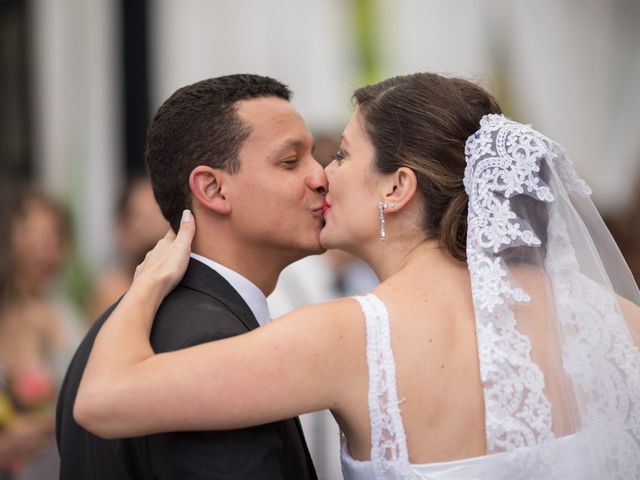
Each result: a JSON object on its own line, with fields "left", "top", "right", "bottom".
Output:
{"left": 339, "top": 138, "right": 351, "bottom": 156}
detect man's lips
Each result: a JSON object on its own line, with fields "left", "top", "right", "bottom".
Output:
{"left": 311, "top": 206, "right": 324, "bottom": 218}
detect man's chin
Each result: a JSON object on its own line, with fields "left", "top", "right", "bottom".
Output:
{"left": 285, "top": 240, "right": 325, "bottom": 261}
{"left": 305, "top": 241, "right": 326, "bottom": 256}
{"left": 312, "top": 245, "right": 327, "bottom": 255}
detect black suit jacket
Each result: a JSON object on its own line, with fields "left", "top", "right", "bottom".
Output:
{"left": 56, "top": 259, "right": 317, "bottom": 479}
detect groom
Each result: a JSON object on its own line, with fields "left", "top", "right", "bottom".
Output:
{"left": 56, "top": 75, "right": 325, "bottom": 479}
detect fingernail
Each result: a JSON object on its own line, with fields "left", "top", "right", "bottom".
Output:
{"left": 182, "top": 209, "right": 192, "bottom": 223}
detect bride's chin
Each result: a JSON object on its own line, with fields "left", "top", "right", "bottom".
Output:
{"left": 318, "top": 235, "right": 331, "bottom": 250}
{"left": 319, "top": 232, "right": 355, "bottom": 254}
{"left": 319, "top": 228, "right": 338, "bottom": 250}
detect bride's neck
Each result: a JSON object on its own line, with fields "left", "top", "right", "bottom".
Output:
{"left": 365, "top": 237, "right": 442, "bottom": 282}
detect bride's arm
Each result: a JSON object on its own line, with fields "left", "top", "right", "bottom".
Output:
{"left": 75, "top": 214, "right": 363, "bottom": 439}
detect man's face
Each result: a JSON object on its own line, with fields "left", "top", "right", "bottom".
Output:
{"left": 222, "top": 97, "right": 327, "bottom": 260}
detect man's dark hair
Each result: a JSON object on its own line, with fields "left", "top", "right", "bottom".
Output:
{"left": 145, "top": 74, "right": 291, "bottom": 231}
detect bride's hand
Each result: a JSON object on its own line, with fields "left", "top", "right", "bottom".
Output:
{"left": 130, "top": 209, "right": 196, "bottom": 301}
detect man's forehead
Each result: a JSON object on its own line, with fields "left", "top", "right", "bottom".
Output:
{"left": 235, "top": 96, "right": 295, "bottom": 120}
{"left": 234, "top": 99, "right": 313, "bottom": 150}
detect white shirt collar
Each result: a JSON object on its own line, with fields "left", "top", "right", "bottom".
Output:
{"left": 190, "top": 253, "right": 271, "bottom": 327}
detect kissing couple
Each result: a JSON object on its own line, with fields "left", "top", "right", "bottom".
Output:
{"left": 58, "top": 73, "right": 640, "bottom": 480}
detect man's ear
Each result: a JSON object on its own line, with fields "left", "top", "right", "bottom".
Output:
{"left": 189, "top": 166, "right": 231, "bottom": 215}
{"left": 381, "top": 167, "right": 418, "bottom": 212}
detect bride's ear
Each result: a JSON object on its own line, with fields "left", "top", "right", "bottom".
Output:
{"left": 189, "top": 166, "right": 231, "bottom": 215}
{"left": 381, "top": 167, "right": 417, "bottom": 212}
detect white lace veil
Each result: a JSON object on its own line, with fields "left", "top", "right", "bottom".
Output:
{"left": 464, "top": 114, "right": 640, "bottom": 478}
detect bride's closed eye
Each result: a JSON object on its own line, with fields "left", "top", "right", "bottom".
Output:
{"left": 331, "top": 150, "right": 346, "bottom": 165}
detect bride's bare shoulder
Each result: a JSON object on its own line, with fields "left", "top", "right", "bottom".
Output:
{"left": 277, "top": 296, "right": 366, "bottom": 328}
{"left": 267, "top": 297, "right": 369, "bottom": 382}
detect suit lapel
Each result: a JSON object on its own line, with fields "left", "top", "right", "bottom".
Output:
{"left": 179, "top": 258, "right": 260, "bottom": 331}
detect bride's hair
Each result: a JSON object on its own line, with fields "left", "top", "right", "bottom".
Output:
{"left": 353, "top": 73, "right": 502, "bottom": 261}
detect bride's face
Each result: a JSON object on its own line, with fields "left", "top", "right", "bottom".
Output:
{"left": 320, "top": 109, "right": 385, "bottom": 252}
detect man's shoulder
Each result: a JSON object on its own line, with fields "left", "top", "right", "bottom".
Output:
{"left": 150, "top": 284, "right": 249, "bottom": 352}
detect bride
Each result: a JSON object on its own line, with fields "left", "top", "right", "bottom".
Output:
{"left": 75, "top": 73, "right": 640, "bottom": 479}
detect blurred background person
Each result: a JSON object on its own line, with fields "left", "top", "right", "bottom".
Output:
{"left": 86, "top": 175, "right": 168, "bottom": 322}
{"left": 0, "top": 182, "right": 83, "bottom": 480}
{"left": 0, "top": 414, "right": 53, "bottom": 480}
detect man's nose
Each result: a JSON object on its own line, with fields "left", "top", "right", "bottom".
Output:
{"left": 324, "top": 159, "right": 336, "bottom": 176}
{"left": 307, "top": 160, "right": 328, "bottom": 194}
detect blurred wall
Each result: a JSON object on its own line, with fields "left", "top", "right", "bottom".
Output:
{"left": 25, "top": 0, "right": 640, "bottom": 278}
{"left": 150, "top": 0, "right": 358, "bottom": 132}
{"left": 378, "top": 0, "right": 640, "bottom": 211}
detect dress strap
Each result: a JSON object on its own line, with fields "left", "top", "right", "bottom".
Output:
{"left": 353, "top": 293, "right": 410, "bottom": 478}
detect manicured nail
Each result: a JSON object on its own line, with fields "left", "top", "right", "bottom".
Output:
{"left": 182, "top": 209, "right": 192, "bottom": 223}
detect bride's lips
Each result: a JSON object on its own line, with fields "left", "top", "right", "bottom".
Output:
{"left": 322, "top": 199, "right": 331, "bottom": 215}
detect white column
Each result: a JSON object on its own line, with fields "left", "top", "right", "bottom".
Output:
{"left": 31, "top": 0, "right": 122, "bottom": 272}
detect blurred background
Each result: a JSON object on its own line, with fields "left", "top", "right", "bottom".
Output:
{"left": 1, "top": 0, "right": 639, "bottom": 478}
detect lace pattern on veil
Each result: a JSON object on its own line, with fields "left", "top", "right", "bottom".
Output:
{"left": 547, "top": 209, "right": 640, "bottom": 477}
{"left": 465, "top": 114, "right": 640, "bottom": 477}
{"left": 464, "top": 114, "right": 557, "bottom": 452}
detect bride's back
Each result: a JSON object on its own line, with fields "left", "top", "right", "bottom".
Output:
{"left": 339, "top": 249, "right": 487, "bottom": 464}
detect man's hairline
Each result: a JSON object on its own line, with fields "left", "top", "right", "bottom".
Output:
{"left": 229, "top": 94, "right": 295, "bottom": 173}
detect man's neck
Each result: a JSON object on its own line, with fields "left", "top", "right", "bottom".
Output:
{"left": 191, "top": 236, "right": 295, "bottom": 296}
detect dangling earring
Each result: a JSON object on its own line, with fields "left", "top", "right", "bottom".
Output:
{"left": 378, "top": 201, "right": 394, "bottom": 241}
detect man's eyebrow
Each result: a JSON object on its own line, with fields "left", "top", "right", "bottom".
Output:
{"left": 269, "top": 138, "right": 309, "bottom": 157}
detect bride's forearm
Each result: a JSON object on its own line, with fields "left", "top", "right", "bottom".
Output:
{"left": 74, "top": 280, "right": 164, "bottom": 437}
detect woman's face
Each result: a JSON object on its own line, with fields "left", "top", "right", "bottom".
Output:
{"left": 320, "top": 109, "right": 385, "bottom": 252}
{"left": 11, "top": 199, "right": 67, "bottom": 289}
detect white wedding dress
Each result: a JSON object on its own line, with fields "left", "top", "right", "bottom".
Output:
{"left": 339, "top": 294, "right": 597, "bottom": 480}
